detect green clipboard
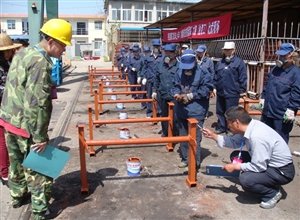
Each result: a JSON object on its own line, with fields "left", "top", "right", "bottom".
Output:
{"left": 22, "top": 145, "right": 71, "bottom": 179}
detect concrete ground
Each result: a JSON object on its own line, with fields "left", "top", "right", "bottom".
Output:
{"left": 1, "top": 58, "right": 299, "bottom": 220}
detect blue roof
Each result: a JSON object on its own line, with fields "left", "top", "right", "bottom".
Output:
{"left": 120, "top": 27, "right": 160, "bottom": 31}
{"left": 9, "top": 35, "right": 29, "bottom": 40}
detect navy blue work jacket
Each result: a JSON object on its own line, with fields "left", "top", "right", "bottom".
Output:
{"left": 172, "top": 65, "right": 214, "bottom": 120}
{"left": 142, "top": 52, "right": 165, "bottom": 83}
{"left": 214, "top": 56, "right": 247, "bottom": 98}
{"left": 261, "top": 64, "right": 300, "bottom": 119}
{"left": 154, "top": 59, "right": 180, "bottom": 100}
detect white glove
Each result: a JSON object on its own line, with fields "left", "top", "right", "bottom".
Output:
{"left": 124, "top": 67, "right": 128, "bottom": 72}
{"left": 258, "top": 99, "right": 264, "bottom": 111}
{"left": 210, "top": 89, "right": 216, "bottom": 98}
{"left": 186, "top": 93, "right": 193, "bottom": 100}
{"left": 283, "top": 108, "right": 295, "bottom": 123}
{"left": 132, "top": 67, "right": 136, "bottom": 72}
{"left": 213, "top": 89, "right": 217, "bottom": 96}
{"left": 121, "top": 64, "right": 123, "bottom": 67}
{"left": 152, "top": 92, "right": 157, "bottom": 100}
{"left": 142, "top": 78, "right": 147, "bottom": 85}
{"left": 137, "top": 77, "right": 141, "bottom": 84}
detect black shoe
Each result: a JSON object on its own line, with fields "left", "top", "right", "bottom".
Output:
{"left": 158, "top": 130, "right": 163, "bottom": 134}
{"left": 1, "top": 176, "right": 8, "bottom": 187}
{"left": 13, "top": 192, "right": 31, "bottom": 208}
{"left": 161, "top": 133, "right": 167, "bottom": 137}
{"left": 44, "top": 207, "right": 63, "bottom": 219}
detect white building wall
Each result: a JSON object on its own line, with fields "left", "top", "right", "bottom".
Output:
{"left": 0, "top": 17, "right": 23, "bottom": 35}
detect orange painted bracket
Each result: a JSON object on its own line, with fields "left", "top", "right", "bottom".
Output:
{"left": 186, "top": 118, "right": 198, "bottom": 188}
{"left": 78, "top": 118, "right": 198, "bottom": 191}
{"left": 78, "top": 124, "right": 90, "bottom": 194}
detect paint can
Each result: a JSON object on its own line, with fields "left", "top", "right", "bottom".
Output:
{"left": 126, "top": 157, "right": 141, "bottom": 176}
{"left": 105, "top": 81, "right": 110, "bottom": 86}
{"left": 119, "top": 111, "right": 127, "bottom": 119}
{"left": 101, "top": 75, "right": 107, "bottom": 80}
{"left": 111, "top": 94, "right": 117, "bottom": 100}
{"left": 118, "top": 127, "right": 130, "bottom": 139}
{"left": 107, "top": 88, "right": 113, "bottom": 92}
{"left": 116, "top": 103, "right": 124, "bottom": 110}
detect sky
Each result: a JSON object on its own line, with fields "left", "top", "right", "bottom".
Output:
{"left": 0, "top": 0, "right": 104, "bottom": 15}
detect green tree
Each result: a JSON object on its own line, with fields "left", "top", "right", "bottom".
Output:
{"left": 105, "top": 20, "right": 121, "bottom": 61}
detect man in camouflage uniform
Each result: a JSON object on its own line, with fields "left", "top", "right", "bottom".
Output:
{"left": 0, "top": 19, "right": 72, "bottom": 220}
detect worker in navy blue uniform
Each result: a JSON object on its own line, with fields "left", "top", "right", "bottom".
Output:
{"left": 128, "top": 47, "right": 143, "bottom": 99}
{"left": 122, "top": 45, "right": 130, "bottom": 79}
{"left": 259, "top": 43, "right": 300, "bottom": 143}
{"left": 116, "top": 47, "right": 125, "bottom": 72}
{"left": 153, "top": 43, "right": 179, "bottom": 137}
{"left": 172, "top": 49, "right": 213, "bottom": 171}
{"left": 142, "top": 46, "right": 151, "bottom": 57}
{"left": 124, "top": 45, "right": 134, "bottom": 74}
{"left": 161, "top": 45, "right": 165, "bottom": 55}
{"left": 137, "top": 46, "right": 151, "bottom": 109}
{"left": 141, "top": 39, "right": 164, "bottom": 117}
{"left": 196, "top": 45, "right": 215, "bottom": 119}
{"left": 213, "top": 41, "right": 247, "bottom": 136}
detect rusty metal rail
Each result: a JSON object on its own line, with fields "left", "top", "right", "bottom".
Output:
{"left": 94, "top": 90, "right": 156, "bottom": 117}
{"left": 88, "top": 67, "right": 127, "bottom": 94}
{"left": 88, "top": 102, "right": 174, "bottom": 154}
{"left": 89, "top": 77, "right": 128, "bottom": 95}
{"left": 78, "top": 117, "right": 199, "bottom": 194}
{"left": 239, "top": 98, "right": 300, "bottom": 116}
{"left": 98, "top": 81, "right": 140, "bottom": 94}
{"left": 94, "top": 87, "right": 149, "bottom": 115}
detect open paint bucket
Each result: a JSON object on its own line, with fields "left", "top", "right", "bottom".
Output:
{"left": 126, "top": 157, "right": 141, "bottom": 176}
{"left": 119, "top": 111, "right": 127, "bottom": 119}
{"left": 111, "top": 94, "right": 117, "bottom": 100}
{"left": 116, "top": 103, "right": 124, "bottom": 110}
{"left": 119, "top": 127, "right": 130, "bottom": 139}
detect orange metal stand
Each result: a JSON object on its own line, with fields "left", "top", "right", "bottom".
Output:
{"left": 93, "top": 89, "right": 150, "bottom": 116}
{"left": 87, "top": 102, "right": 174, "bottom": 155}
{"left": 77, "top": 117, "right": 198, "bottom": 193}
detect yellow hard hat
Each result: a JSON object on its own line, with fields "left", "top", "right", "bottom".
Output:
{"left": 40, "top": 19, "right": 72, "bottom": 46}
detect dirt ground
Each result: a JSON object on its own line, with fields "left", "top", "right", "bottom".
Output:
{"left": 45, "top": 61, "right": 300, "bottom": 220}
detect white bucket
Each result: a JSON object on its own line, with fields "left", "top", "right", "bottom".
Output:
{"left": 107, "top": 88, "right": 113, "bottom": 92}
{"left": 105, "top": 81, "right": 110, "bottom": 86}
{"left": 111, "top": 94, "right": 117, "bottom": 100}
{"left": 119, "top": 111, "right": 127, "bottom": 119}
{"left": 101, "top": 75, "right": 107, "bottom": 79}
{"left": 116, "top": 103, "right": 124, "bottom": 110}
{"left": 119, "top": 128, "right": 130, "bottom": 139}
{"left": 126, "top": 157, "right": 141, "bottom": 176}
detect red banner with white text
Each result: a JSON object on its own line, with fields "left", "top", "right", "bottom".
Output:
{"left": 163, "top": 13, "right": 232, "bottom": 42}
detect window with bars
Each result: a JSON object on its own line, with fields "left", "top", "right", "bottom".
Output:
{"left": 94, "top": 21, "right": 103, "bottom": 30}
{"left": 7, "top": 20, "right": 15, "bottom": 29}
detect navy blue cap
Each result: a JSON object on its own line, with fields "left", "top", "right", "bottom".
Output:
{"left": 133, "top": 43, "right": 139, "bottom": 48}
{"left": 152, "top": 39, "right": 161, "bottom": 46}
{"left": 121, "top": 47, "right": 125, "bottom": 52}
{"left": 196, "top": 45, "right": 206, "bottom": 52}
{"left": 129, "top": 46, "right": 133, "bottom": 50}
{"left": 179, "top": 49, "right": 196, "bottom": 70}
{"left": 164, "top": 44, "right": 176, "bottom": 52}
{"left": 143, "top": 46, "right": 150, "bottom": 52}
{"left": 133, "top": 47, "right": 140, "bottom": 52}
{"left": 124, "top": 45, "right": 129, "bottom": 49}
{"left": 275, "top": 43, "right": 296, "bottom": 56}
